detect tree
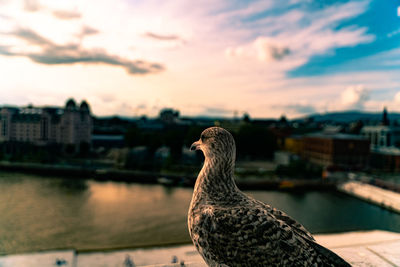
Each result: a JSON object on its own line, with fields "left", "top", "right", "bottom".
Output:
{"left": 125, "top": 125, "right": 141, "bottom": 147}
{"left": 79, "top": 142, "right": 90, "bottom": 157}
{"left": 159, "top": 108, "right": 180, "bottom": 124}
{"left": 184, "top": 126, "right": 204, "bottom": 147}
{"left": 163, "top": 126, "right": 185, "bottom": 162}
{"left": 236, "top": 124, "right": 276, "bottom": 159}
{"left": 279, "top": 115, "right": 288, "bottom": 125}
{"left": 242, "top": 113, "right": 251, "bottom": 123}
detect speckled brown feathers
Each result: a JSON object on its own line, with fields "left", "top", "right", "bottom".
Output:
{"left": 188, "top": 127, "right": 350, "bottom": 267}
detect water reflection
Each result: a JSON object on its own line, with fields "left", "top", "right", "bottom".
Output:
{"left": 56, "top": 179, "right": 88, "bottom": 193}
{"left": 162, "top": 186, "right": 176, "bottom": 196}
{"left": 0, "top": 172, "right": 399, "bottom": 255}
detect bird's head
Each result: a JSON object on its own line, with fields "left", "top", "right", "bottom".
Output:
{"left": 190, "top": 127, "right": 236, "bottom": 161}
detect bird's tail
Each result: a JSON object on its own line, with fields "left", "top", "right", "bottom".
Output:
{"left": 305, "top": 239, "right": 351, "bottom": 267}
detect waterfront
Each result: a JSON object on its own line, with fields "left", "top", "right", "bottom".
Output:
{"left": 1, "top": 171, "right": 400, "bottom": 255}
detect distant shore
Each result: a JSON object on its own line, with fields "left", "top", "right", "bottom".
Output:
{"left": 0, "top": 161, "right": 337, "bottom": 191}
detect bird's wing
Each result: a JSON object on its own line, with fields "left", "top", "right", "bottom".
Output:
{"left": 196, "top": 204, "right": 325, "bottom": 266}
{"left": 303, "top": 238, "right": 351, "bottom": 267}
{"left": 263, "top": 203, "right": 351, "bottom": 266}
{"left": 258, "top": 202, "right": 350, "bottom": 266}
{"left": 260, "top": 201, "right": 315, "bottom": 242}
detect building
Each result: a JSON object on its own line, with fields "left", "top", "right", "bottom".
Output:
{"left": 369, "top": 146, "right": 400, "bottom": 172}
{"left": 284, "top": 135, "right": 304, "bottom": 155}
{"left": 0, "top": 99, "right": 92, "bottom": 150}
{"left": 302, "top": 133, "right": 370, "bottom": 170}
{"left": 361, "top": 125, "right": 400, "bottom": 171}
{"left": 357, "top": 108, "right": 400, "bottom": 172}
{"left": 360, "top": 107, "right": 400, "bottom": 149}
{"left": 361, "top": 125, "right": 400, "bottom": 149}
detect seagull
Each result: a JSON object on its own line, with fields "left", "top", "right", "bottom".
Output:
{"left": 188, "top": 127, "right": 350, "bottom": 267}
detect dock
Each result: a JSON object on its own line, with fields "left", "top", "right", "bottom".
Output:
{"left": 1, "top": 230, "right": 399, "bottom": 266}
{"left": 338, "top": 181, "right": 400, "bottom": 214}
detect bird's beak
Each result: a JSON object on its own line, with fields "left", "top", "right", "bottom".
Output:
{"left": 190, "top": 140, "right": 201, "bottom": 151}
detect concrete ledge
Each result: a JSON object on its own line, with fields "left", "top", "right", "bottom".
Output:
{"left": 0, "top": 250, "right": 76, "bottom": 267}
{"left": 1, "top": 230, "right": 399, "bottom": 267}
{"left": 316, "top": 231, "right": 400, "bottom": 267}
{"left": 315, "top": 230, "right": 400, "bottom": 248}
{"left": 141, "top": 263, "right": 205, "bottom": 267}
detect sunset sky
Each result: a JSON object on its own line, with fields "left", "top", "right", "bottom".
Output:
{"left": 0, "top": 0, "right": 399, "bottom": 118}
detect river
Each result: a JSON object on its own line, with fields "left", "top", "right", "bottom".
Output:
{"left": 0, "top": 171, "right": 399, "bottom": 255}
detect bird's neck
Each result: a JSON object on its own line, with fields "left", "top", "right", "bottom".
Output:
{"left": 193, "top": 157, "right": 237, "bottom": 201}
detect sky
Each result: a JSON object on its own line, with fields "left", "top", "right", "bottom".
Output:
{"left": 0, "top": 0, "right": 400, "bottom": 119}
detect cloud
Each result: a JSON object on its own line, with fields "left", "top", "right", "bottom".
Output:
{"left": 225, "top": 46, "right": 244, "bottom": 58}
{"left": 144, "top": 32, "right": 181, "bottom": 41}
{"left": 341, "top": 85, "right": 369, "bottom": 109}
{"left": 224, "top": 1, "right": 373, "bottom": 71}
{"left": 0, "top": 13, "right": 10, "bottom": 19}
{"left": 52, "top": 9, "right": 81, "bottom": 20}
{"left": 1, "top": 0, "right": 397, "bottom": 119}
{"left": 0, "top": 45, "right": 13, "bottom": 56}
{"left": 13, "top": 27, "right": 53, "bottom": 46}
{"left": 202, "top": 107, "right": 233, "bottom": 116}
{"left": 225, "top": 38, "right": 291, "bottom": 63}
{"left": 1, "top": 27, "right": 164, "bottom": 75}
{"left": 394, "top": 92, "right": 400, "bottom": 103}
{"left": 136, "top": 103, "right": 147, "bottom": 110}
{"left": 76, "top": 25, "right": 99, "bottom": 40}
{"left": 254, "top": 37, "right": 291, "bottom": 62}
{"left": 81, "top": 25, "right": 99, "bottom": 36}
{"left": 272, "top": 103, "right": 317, "bottom": 116}
{"left": 23, "top": 0, "right": 81, "bottom": 20}
{"left": 115, "top": 102, "right": 135, "bottom": 115}
{"left": 100, "top": 94, "right": 116, "bottom": 103}
{"left": 218, "top": 1, "right": 274, "bottom": 19}
{"left": 142, "top": 32, "right": 186, "bottom": 49}
{"left": 387, "top": 28, "right": 400, "bottom": 38}
{"left": 24, "top": 0, "right": 40, "bottom": 12}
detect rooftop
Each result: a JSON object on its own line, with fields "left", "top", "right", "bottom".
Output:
{"left": 305, "top": 132, "right": 369, "bottom": 141}
{"left": 371, "top": 146, "right": 400, "bottom": 156}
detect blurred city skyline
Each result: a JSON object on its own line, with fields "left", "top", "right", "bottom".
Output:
{"left": 1, "top": 0, "right": 400, "bottom": 119}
